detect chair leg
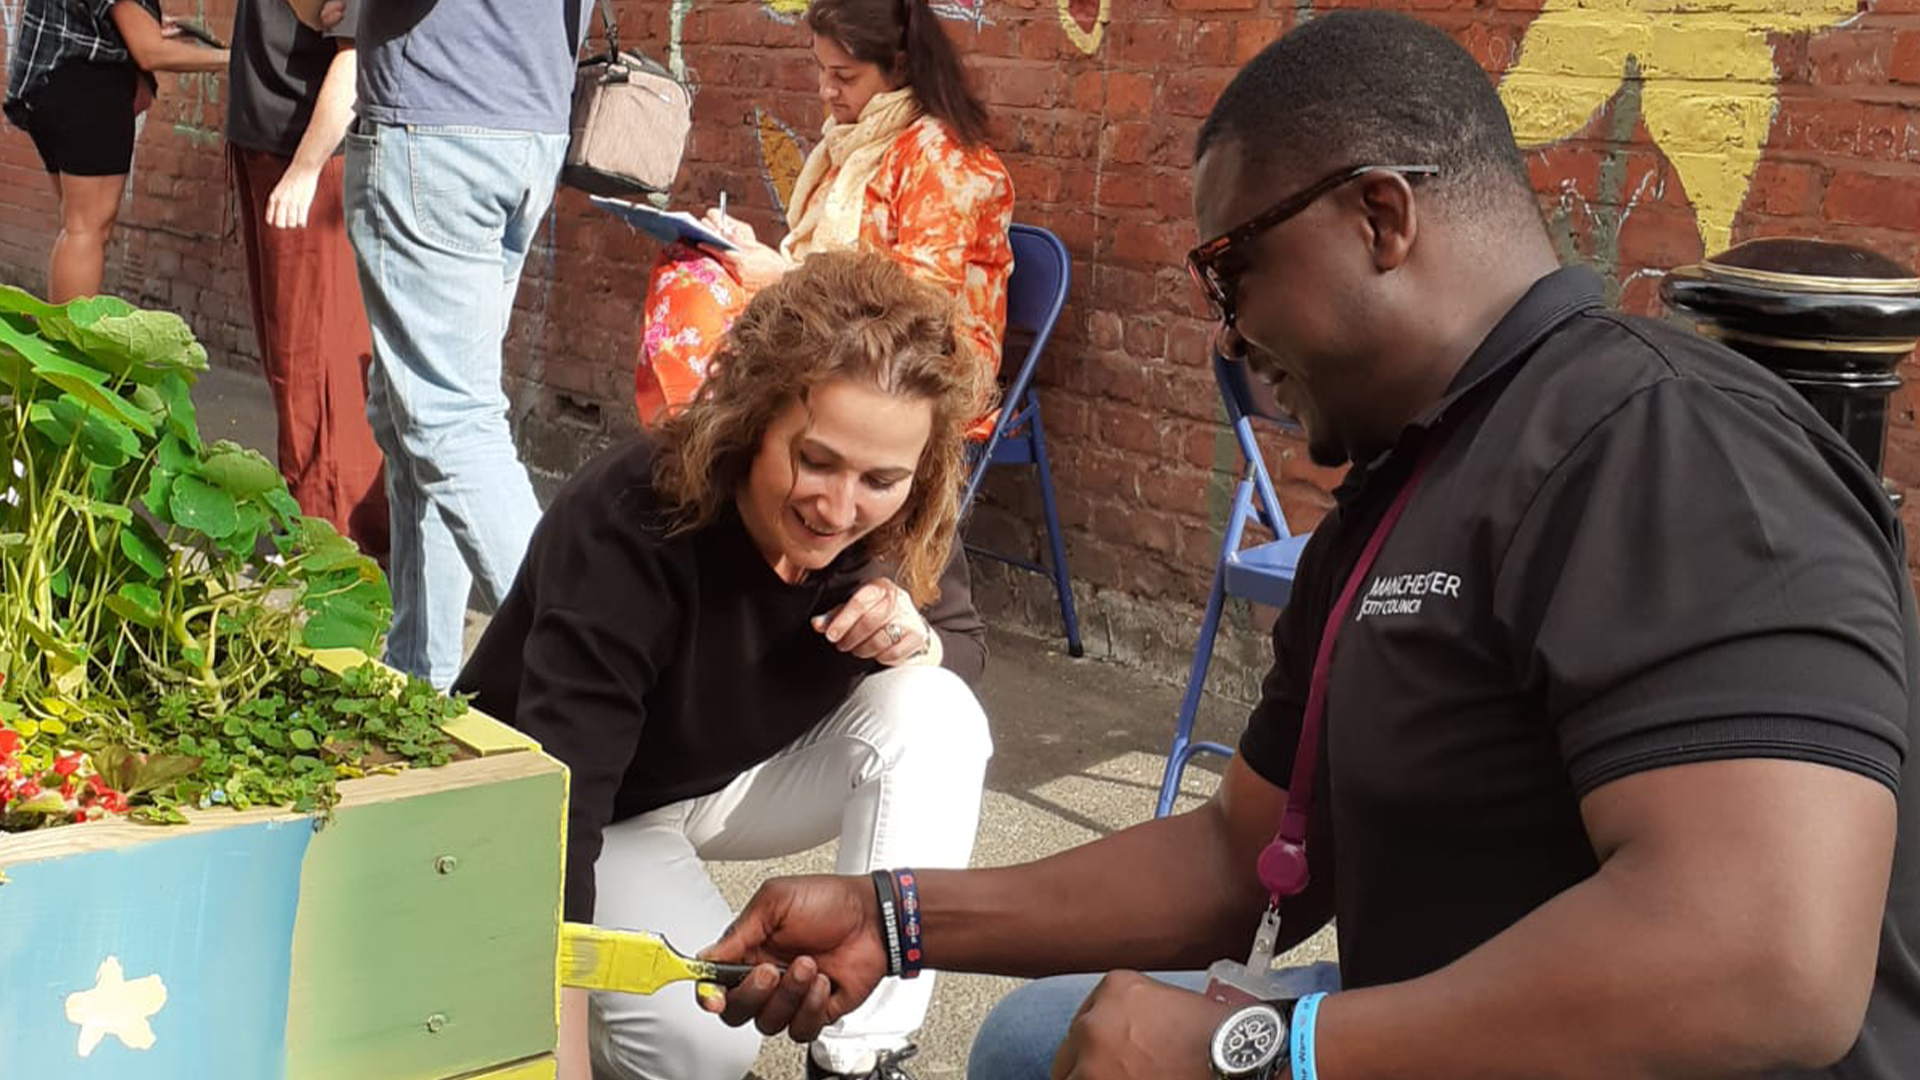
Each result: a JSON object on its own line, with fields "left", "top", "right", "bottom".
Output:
{"left": 1157, "top": 565, "right": 1229, "bottom": 817}
{"left": 1027, "top": 401, "right": 1082, "bottom": 657}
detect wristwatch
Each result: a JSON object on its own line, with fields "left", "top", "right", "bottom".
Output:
{"left": 1209, "top": 1000, "right": 1289, "bottom": 1079}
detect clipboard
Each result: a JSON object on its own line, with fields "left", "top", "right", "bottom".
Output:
{"left": 590, "top": 196, "right": 739, "bottom": 252}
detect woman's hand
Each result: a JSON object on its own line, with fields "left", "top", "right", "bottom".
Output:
{"left": 813, "top": 578, "right": 941, "bottom": 667}
{"left": 704, "top": 238, "right": 792, "bottom": 291}
{"left": 699, "top": 209, "right": 792, "bottom": 290}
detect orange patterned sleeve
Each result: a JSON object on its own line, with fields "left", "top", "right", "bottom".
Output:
{"left": 862, "top": 119, "right": 1016, "bottom": 392}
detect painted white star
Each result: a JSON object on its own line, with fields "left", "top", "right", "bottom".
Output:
{"left": 65, "top": 956, "right": 168, "bottom": 1057}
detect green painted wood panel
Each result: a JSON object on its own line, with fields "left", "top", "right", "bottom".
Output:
{"left": 283, "top": 758, "right": 564, "bottom": 1080}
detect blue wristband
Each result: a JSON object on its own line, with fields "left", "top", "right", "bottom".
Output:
{"left": 895, "top": 869, "right": 924, "bottom": 979}
{"left": 1289, "top": 992, "right": 1328, "bottom": 1080}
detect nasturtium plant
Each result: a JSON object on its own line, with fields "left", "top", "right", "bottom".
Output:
{"left": 0, "top": 287, "right": 455, "bottom": 830}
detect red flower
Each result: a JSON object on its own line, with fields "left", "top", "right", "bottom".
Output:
{"left": 15, "top": 778, "right": 42, "bottom": 801}
{"left": 0, "top": 730, "right": 19, "bottom": 758}
{"left": 53, "top": 752, "right": 84, "bottom": 777}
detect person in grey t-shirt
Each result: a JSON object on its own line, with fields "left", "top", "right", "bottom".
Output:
{"left": 341, "top": 0, "right": 593, "bottom": 692}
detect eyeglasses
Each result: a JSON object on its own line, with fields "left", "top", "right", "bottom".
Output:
{"left": 1187, "top": 164, "right": 1441, "bottom": 328}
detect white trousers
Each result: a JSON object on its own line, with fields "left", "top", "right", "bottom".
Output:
{"left": 588, "top": 665, "right": 994, "bottom": 1080}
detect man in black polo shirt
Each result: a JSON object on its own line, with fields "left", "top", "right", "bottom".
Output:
{"left": 696, "top": 13, "right": 1919, "bottom": 1080}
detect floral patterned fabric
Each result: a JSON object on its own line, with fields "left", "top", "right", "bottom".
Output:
{"left": 634, "top": 116, "right": 1014, "bottom": 434}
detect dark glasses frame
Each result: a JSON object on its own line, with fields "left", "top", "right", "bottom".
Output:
{"left": 1187, "top": 163, "right": 1441, "bottom": 326}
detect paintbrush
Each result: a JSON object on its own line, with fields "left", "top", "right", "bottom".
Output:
{"left": 560, "top": 922, "right": 775, "bottom": 995}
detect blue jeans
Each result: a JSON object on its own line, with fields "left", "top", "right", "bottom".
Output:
{"left": 966, "top": 964, "right": 1341, "bottom": 1080}
{"left": 344, "top": 122, "right": 568, "bottom": 687}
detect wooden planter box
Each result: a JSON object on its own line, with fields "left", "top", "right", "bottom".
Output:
{"left": 0, "top": 653, "right": 568, "bottom": 1080}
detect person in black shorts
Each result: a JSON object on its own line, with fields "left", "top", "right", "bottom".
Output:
{"left": 4, "top": 0, "right": 225, "bottom": 302}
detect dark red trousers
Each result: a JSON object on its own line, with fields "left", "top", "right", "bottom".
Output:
{"left": 230, "top": 144, "right": 389, "bottom": 561}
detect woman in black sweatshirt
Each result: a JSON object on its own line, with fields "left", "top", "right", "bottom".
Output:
{"left": 459, "top": 251, "right": 995, "bottom": 1080}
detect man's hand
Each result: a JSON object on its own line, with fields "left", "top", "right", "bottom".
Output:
{"left": 266, "top": 163, "right": 322, "bottom": 229}
{"left": 1051, "top": 972, "right": 1233, "bottom": 1080}
{"left": 698, "top": 874, "right": 890, "bottom": 1043}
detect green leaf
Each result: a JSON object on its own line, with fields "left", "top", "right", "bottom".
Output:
{"left": 54, "top": 489, "right": 133, "bottom": 525}
{"left": 201, "top": 441, "right": 282, "bottom": 499}
{"left": 0, "top": 284, "right": 61, "bottom": 321}
{"left": 141, "top": 468, "right": 175, "bottom": 521}
{"left": 0, "top": 319, "right": 157, "bottom": 435}
{"left": 154, "top": 372, "right": 200, "bottom": 446}
{"left": 119, "top": 520, "right": 169, "bottom": 578}
{"left": 156, "top": 432, "right": 196, "bottom": 474}
{"left": 37, "top": 296, "right": 208, "bottom": 385}
{"left": 128, "top": 382, "right": 167, "bottom": 421}
{"left": 105, "top": 582, "right": 163, "bottom": 628}
{"left": 168, "top": 474, "right": 239, "bottom": 538}
{"left": 300, "top": 595, "right": 385, "bottom": 651}
{"left": 265, "top": 489, "right": 302, "bottom": 521}
{"left": 216, "top": 502, "right": 269, "bottom": 557}
{"left": 289, "top": 728, "right": 317, "bottom": 750}
{"left": 28, "top": 396, "right": 139, "bottom": 468}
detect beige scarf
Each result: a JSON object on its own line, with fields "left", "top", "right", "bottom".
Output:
{"left": 780, "top": 87, "right": 922, "bottom": 262}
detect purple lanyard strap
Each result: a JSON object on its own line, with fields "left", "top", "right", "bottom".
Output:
{"left": 1255, "top": 427, "right": 1451, "bottom": 904}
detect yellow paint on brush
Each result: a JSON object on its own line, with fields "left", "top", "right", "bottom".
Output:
{"left": 559, "top": 924, "right": 746, "bottom": 995}
{"left": 1499, "top": 0, "right": 1857, "bottom": 255}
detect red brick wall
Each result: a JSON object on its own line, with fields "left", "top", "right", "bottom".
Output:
{"left": 4, "top": 0, "right": 1919, "bottom": 685}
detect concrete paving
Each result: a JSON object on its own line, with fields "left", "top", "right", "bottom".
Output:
{"left": 192, "top": 363, "right": 1335, "bottom": 1080}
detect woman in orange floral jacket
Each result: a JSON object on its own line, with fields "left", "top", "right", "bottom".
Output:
{"left": 634, "top": 0, "right": 1013, "bottom": 432}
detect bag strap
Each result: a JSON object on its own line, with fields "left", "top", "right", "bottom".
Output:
{"left": 596, "top": 0, "right": 620, "bottom": 56}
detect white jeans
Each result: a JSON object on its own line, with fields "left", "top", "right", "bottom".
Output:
{"left": 588, "top": 665, "right": 994, "bottom": 1080}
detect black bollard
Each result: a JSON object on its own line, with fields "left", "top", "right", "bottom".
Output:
{"left": 1662, "top": 238, "right": 1920, "bottom": 506}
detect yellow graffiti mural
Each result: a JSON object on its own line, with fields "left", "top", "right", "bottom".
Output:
{"left": 1499, "top": 0, "right": 1856, "bottom": 256}
{"left": 764, "top": 0, "right": 808, "bottom": 15}
{"left": 1058, "top": 0, "right": 1110, "bottom": 55}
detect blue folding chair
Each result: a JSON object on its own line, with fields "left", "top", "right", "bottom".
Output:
{"left": 1153, "top": 351, "right": 1312, "bottom": 816}
{"left": 962, "top": 224, "right": 1083, "bottom": 657}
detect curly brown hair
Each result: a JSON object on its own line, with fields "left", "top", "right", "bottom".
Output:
{"left": 652, "top": 251, "right": 993, "bottom": 605}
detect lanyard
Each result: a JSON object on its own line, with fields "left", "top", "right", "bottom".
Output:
{"left": 1255, "top": 421, "right": 1453, "bottom": 904}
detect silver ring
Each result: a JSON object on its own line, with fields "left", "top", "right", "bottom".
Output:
{"left": 886, "top": 623, "right": 904, "bottom": 645}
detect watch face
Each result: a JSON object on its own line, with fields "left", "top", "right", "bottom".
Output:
{"left": 1211, "top": 1004, "right": 1285, "bottom": 1078}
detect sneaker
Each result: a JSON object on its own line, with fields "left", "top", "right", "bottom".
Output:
{"left": 803, "top": 1043, "right": 921, "bottom": 1080}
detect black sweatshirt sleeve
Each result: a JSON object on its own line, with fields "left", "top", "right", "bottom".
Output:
{"left": 925, "top": 539, "right": 988, "bottom": 684}
{"left": 459, "top": 446, "right": 682, "bottom": 922}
